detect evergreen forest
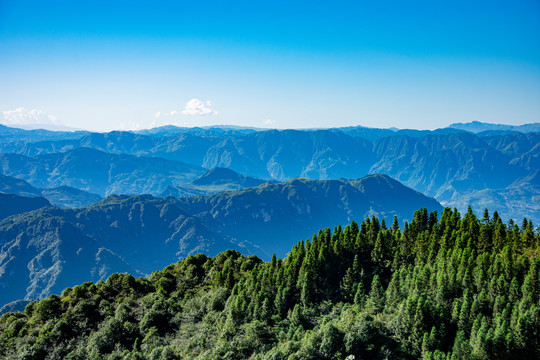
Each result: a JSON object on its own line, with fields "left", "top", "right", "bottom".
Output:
{"left": 0, "top": 207, "right": 538, "bottom": 360}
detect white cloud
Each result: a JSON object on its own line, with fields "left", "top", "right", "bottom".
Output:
{"left": 154, "top": 110, "right": 182, "bottom": 118}
{"left": 263, "top": 119, "right": 276, "bottom": 125}
{"left": 155, "top": 99, "right": 217, "bottom": 120}
{"left": 149, "top": 99, "right": 217, "bottom": 129}
{"left": 1, "top": 107, "right": 60, "bottom": 125}
{"left": 181, "top": 99, "right": 217, "bottom": 116}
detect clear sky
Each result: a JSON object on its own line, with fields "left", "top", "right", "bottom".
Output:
{"left": 0, "top": 0, "right": 539, "bottom": 131}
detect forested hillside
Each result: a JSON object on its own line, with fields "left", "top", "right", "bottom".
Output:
{"left": 1, "top": 207, "right": 538, "bottom": 359}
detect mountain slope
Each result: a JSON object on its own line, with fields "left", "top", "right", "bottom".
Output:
{"left": 0, "top": 174, "right": 42, "bottom": 197}
{"left": 0, "top": 193, "right": 51, "bottom": 220}
{"left": 203, "top": 129, "right": 375, "bottom": 180}
{"left": 14, "top": 131, "right": 223, "bottom": 166}
{"left": 370, "top": 133, "right": 525, "bottom": 200}
{"left": 176, "top": 174, "right": 442, "bottom": 257}
{"left": 160, "top": 167, "right": 271, "bottom": 197}
{"left": 483, "top": 132, "right": 540, "bottom": 171}
{"left": 0, "top": 174, "right": 101, "bottom": 208}
{"left": 445, "top": 170, "right": 540, "bottom": 223}
{"left": 67, "top": 195, "right": 242, "bottom": 273}
{"left": 192, "top": 167, "right": 265, "bottom": 187}
{"left": 0, "top": 211, "right": 136, "bottom": 306}
{"left": 40, "top": 186, "right": 102, "bottom": 208}
{"left": 0, "top": 196, "right": 240, "bottom": 306}
{"left": 0, "top": 148, "right": 205, "bottom": 196}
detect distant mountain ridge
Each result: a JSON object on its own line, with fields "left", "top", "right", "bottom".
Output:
{"left": 0, "top": 147, "right": 205, "bottom": 197}
{"left": 449, "top": 121, "right": 540, "bottom": 134}
{"left": 0, "top": 124, "right": 89, "bottom": 153}
{"left": 0, "top": 123, "right": 538, "bottom": 223}
{"left": 135, "top": 124, "right": 262, "bottom": 137}
{"left": 3, "top": 121, "right": 538, "bottom": 137}
{"left": 0, "top": 174, "right": 101, "bottom": 208}
{"left": 161, "top": 167, "right": 271, "bottom": 197}
{"left": 192, "top": 167, "right": 264, "bottom": 187}
{"left": 0, "top": 174, "right": 442, "bottom": 307}
{"left": 201, "top": 129, "right": 376, "bottom": 180}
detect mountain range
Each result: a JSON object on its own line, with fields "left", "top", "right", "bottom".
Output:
{"left": 448, "top": 120, "right": 540, "bottom": 134}
{"left": 0, "top": 174, "right": 101, "bottom": 208}
{"left": 0, "top": 124, "right": 89, "bottom": 153}
{"left": 0, "top": 147, "right": 204, "bottom": 197}
{"left": 0, "top": 123, "right": 537, "bottom": 223}
{"left": 0, "top": 174, "right": 442, "bottom": 307}
{"left": 0, "top": 165, "right": 268, "bottom": 207}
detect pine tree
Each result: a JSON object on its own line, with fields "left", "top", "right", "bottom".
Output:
{"left": 482, "top": 208, "right": 490, "bottom": 224}
{"left": 366, "top": 275, "right": 385, "bottom": 313}
{"left": 354, "top": 281, "right": 366, "bottom": 307}
{"left": 392, "top": 215, "right": 400, "bottom": 234}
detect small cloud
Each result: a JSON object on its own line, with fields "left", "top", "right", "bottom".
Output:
{"left": 155, "top": 110, "right": 182, "bottom": 118}
{"left": 263, "top": 119, "right": 276, "bottom": 125}
{"left": 181, "top": 98, "right": 217, "bottom": 116}
{"left": 1, "top": 107, "right": 60, "bottom": 125}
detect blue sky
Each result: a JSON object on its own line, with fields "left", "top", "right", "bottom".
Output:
{"left": 0, "top": 0, "right": 539, "bottom": 131}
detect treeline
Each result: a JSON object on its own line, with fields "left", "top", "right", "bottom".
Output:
{"left": 0, "top": 207, "right": 538, "bottom": 359}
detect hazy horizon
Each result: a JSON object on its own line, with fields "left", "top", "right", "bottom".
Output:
{"left": 2, "top": 119, "right": 539, "bottom": 135}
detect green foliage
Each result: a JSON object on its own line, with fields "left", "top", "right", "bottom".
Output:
{"left": 0, "top": 208, "right": 538, "bottom": 359}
